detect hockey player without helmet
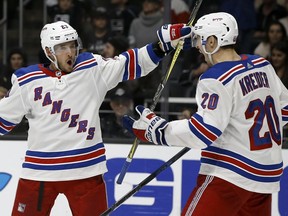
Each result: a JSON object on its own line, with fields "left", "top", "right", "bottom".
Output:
{"left": 192, "top": 12, "right": 238, "bottom": 49}
{"left": 40, "top": 21, "right": 80, "bottom": 58}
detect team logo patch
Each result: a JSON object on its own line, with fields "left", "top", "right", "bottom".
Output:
{"left": 18, "top": 203, "right": 26, "bottom": 213}
{"left": 55, "top": 71, "right": 62, "bottom": 77}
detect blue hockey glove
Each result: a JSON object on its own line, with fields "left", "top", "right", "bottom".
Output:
{"left": 122, "top": 105, "right": 168, "bottom": 145}
{"left": 157, "top": 23, "right": 192, "bottom": 53}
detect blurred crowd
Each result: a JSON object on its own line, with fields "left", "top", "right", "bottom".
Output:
{"left": 1, "top": 0, "right": 288, "bottom": 143}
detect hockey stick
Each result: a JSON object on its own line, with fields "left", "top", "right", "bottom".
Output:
{"left": 101, "top": 147, "right": 190, "bottom": 216}
{"left": 116, "top": 0, "right": 203, "bottom": 185}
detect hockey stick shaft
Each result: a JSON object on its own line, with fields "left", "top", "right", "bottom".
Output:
{"left": 116, "top": 138, "right": 139, "bottom": 184}
{"left": 102, "top": 147, "right": 190, "bottom": 216}
{"left": 116, "top": 0, "right": 203, "bottom": 185}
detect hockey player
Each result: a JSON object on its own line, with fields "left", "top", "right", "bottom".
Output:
{"left": 123, "top": 12, "right": 288, "bottom": 216}
{"left": 0, "top": 21, "right": 191, "bottom": 215}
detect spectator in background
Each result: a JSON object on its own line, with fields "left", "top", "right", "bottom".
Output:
{"left": 254, "top": 20, "right": 287, "bottom": 59}
{"left": 108, "top": 0, "right": 140, "bottom": 37}
{"left": 0, "top": 48, "right": 29, "bottom": 132}
{"left": 47, "top": 0, "right": 85, "bottom": 35}
{"left": 271, "top": 39, "right": 288, "bottom": 88}
{"left": 171, "top": 0, "right": 190, "bottom": 24}
{"left": 0, "top": 48, "right": 28, "bottom": 91}
{"left": 101, "top": 85, "right": 135, "bottom": 139}
{"left": 102, "top": 35, "right": 129, "bottom": 58}
{"left": 128, "top": 0, "right": 163, "bottom": 48}
{"left": 83, "top": 7, "right": 112, "bottom": 54}
{"left": 253, "top": 0, "right": 287, "bottom": 43}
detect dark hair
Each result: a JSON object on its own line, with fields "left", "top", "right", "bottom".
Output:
{"left": 7, "top": 48, "right": 28, "bottom": 67}
{"left": 271, "top": 39, "right": 288, "bottom": 54}
{"left": 107, "top": 35, "right": 129, "bottom": 56}
{"left": 110, "top": 86, "right": 132, "bottom": 101}
{"left": 264, "top": 20, "right": 287, "bottom": 43}
{"left": 1, "top": 48, "right": 28, "bottom": 90}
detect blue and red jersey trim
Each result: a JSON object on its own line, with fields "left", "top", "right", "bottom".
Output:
{"left": 73, "top": 52, "right": 97, "bottom": 71}
{"left": 201, "top": 146, "right": 283, "bottom": 182}
{"left": 122, "top": 48, "right": 141, "bottom": 81}
{"left": 188, "top": 113, "right": 222, "bottom": 146}
{"left": 201, "top": 55, "right": 270, "bottom": 86}
{"left": 23, "top": 142, "right": 106, "bottom": 170}
{"left": 0, "top": 117, "right": 16, "bottom": 135}
{"left": 282, "top": 105, "right": 288, "bottom": 121}
{"left": 15, "top": 65, "right": 48, "bottom": 86}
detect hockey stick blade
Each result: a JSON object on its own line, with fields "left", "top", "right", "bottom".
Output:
{"left": 101, "top": 147, "right": 190, "bottom": 216}
{"left": 116, "top": 0, "right": 203, "bottom": 185}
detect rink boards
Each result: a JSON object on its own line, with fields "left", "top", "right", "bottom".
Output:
{"left": 0, "top": 141, "right": 287, "bottom": 216}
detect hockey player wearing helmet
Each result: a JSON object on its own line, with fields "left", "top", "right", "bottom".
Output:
{"left": 0, "top": 20, "right": 192, "bottom": 215}
{"left": 40, "top": 21, "right": 80, "bottom": 73}
{"left": 192, "top": 12, "right": 239, "bottom": 66}
{"left": 124, "top": 12, "right": 288, "bottom": 216}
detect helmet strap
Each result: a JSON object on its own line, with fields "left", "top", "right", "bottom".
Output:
{"left": 51, "top": 53, "right": 61, "bottom": 72}
{"left": 47, "top": 53, "right": 61, "bottom": 71}
{"left": 202, "top": 41, "right": 220, "bottom": 66}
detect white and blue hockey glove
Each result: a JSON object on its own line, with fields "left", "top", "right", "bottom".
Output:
{"left": 123, "top": 105, "right": 168, "bottom": 145}
{"left": 157, "top": 23, "right": 192, "bottom": 53}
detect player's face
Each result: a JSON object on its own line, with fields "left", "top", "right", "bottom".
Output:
{"left": 54, "top": 41, "right": 77, "bottom": 73}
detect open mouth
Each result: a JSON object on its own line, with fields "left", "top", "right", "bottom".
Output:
{"left": 67, "top": 59, "right": 73, "bottom": 66}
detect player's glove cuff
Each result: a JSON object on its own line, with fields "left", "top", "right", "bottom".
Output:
{"left": 122, "top": 105, "right": 168, "bottom": 145}
{"left": 157, "top": 24, "right": 192, "bottom": 53}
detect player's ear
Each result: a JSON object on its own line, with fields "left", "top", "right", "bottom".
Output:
{"left": 45, "top": 47, "right": 55, "bottom": 61}
{"left": 207, "top": 36, "right": 218, "bottom": 50}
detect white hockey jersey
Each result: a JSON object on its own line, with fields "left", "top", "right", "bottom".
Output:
{"left": 0, "top": 44, "right": 161, "bottom": 181}
{"left": 164, "top": 54, "right": 288, "bottom": 193}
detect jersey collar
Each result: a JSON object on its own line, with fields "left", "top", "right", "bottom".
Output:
{"left": 39, "top": 64, "right": 68, "bottom": 78}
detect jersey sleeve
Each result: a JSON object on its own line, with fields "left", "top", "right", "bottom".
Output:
{"left": 164, "top": 78, "right": 232, "bottom": 149}
{"left": 0, "top": 75, "right": 29, "bottom": 135}
{"left": 93, "top": 43, "right": 162, "bottom": 91}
